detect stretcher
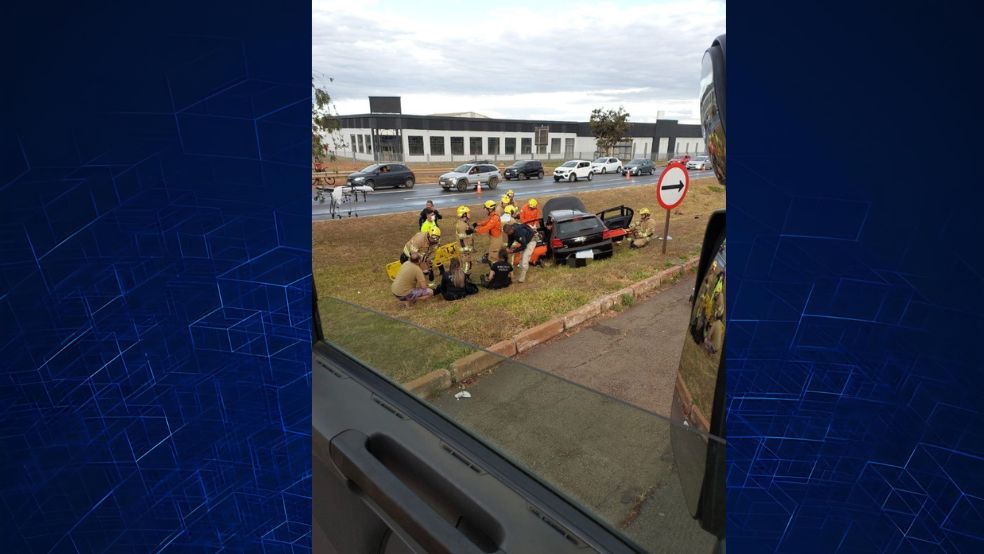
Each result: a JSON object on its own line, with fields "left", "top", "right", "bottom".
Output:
{"left": 386, "top": 242, "right": 461, "bottom": 280}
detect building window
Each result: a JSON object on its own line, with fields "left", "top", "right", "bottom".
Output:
{"left": 365, "top": 134, "right": 372, "bottom": 153}
{"left": 550, "top": 137, "right": 561, "bottom": 154}
{"left": 450, "top": 136, "right": 464, "bottom": 155}
{"left": 521, "top": 137, "right": 532, "bottom": 155}
{"left": 469, "top": 137, "right": 483, "bottom": 156}
{"left": 488, "top": 137, "right": 499, "bottom": 156}
{"left": 350, "top": 134, "right": 357, "bottom": 152}
{"left": 408, "top": 136, "right": 424, "bottom": 156}
{"left": 357, "top": 134, "right": 364, "bottom": 153}
{"left": 505, "top": 137, "right": 516, "bottom": 155}
{"left": 565, "top": 138, "right": 574, "bottom": 156}
{"left": 430, "top": 136, "right": 445, "bottom": 156}
{"left": 537, "top": 142, "right": 547, "bottom": 154}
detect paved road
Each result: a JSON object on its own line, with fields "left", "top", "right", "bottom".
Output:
{"left": 428, "top": 277, "right": 715, "bottom": 552}
{"left": 312, "top": 169, "right": 715, "bottom": 219}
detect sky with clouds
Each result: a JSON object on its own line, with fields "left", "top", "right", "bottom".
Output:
{"left": 313, "top": 0, "right": 725, "bottom": 123}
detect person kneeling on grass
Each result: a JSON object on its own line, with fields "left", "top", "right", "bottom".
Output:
{"left": 435, "top": 258, "right": 479, "bottom": 301}
{"left": 391, "top": 252, "right": 434, "bottom": 306}
{"left": 480, "top": 248, "right": 513, "bottom": 289}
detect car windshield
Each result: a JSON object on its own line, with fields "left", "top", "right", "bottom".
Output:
{"left": 695, "top": 156, "right": 708, "bottom": 161}
{"left": 359, "top": 164, "right": 380, "bottom": 173}
{"left": 560, "top": 161, "right": 577, "bottom": 167}
{"left": 555, "top": 216, "right": 606, "bottom": 237}
{"left": 628, "top": 159, "right": 645, "bottom": 165}
{"left": 593, "top": 157, "right": 608, "bottom": 163}
{"left": 453, "top": 164, "right": 473, "bottom": 173}
{"left": 316, "top": 296, "right": 723, "bottom": 552}
{"left": 509, "top": 161, "right": 525, "bottom": 167}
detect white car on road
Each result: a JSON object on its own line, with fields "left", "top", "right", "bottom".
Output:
{"left": 589, "top": 156, "right": 622, "bottom": 174}
{"left": 553, "top": 160, "right": 594, "bottom": 182}
{"left": 686, "top": 156, "right": 712, "bottom": 170}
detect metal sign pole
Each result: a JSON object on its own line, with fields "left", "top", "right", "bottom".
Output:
{"left": 662, "top": 208, "right": 671, "bottom": 254}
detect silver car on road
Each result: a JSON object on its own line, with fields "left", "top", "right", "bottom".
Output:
{"left": 439, "top": 162, "right": 502, "bottom": 192}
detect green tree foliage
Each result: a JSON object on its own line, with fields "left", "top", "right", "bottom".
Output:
{"left": 312, "top": 77, "right": 343, "bottom": 163}
{"left": 589, "top": 107, "right": 630, "bottom": 155}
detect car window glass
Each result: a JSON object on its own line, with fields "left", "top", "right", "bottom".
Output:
{"left": 317, "top": 297, "right": 722, "bottom": 552}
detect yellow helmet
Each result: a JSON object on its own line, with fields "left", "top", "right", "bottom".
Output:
{"left": 428, "top": 226, "right": 441, "bottom": 238}
{"left": 528, "top": 198, "right": 538, "bottom": 208}
{"left": 639, "top": 208, "right": 652, "bottom": 216}
{"left": 500, "top": 195, "right": 510, "bottom": 204}
{"left": 484, "top": 200, "right": 496, "bottom": 210}
{"left": 505, "top": 205, "right": 519, "bottom": 216}
{"left": 457, "top": 205, "right": 470, "bottom": 217}
{"left": 506, "top": 189, "right": 515, "bottom": 197}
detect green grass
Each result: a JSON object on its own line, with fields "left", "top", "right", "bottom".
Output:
{"left": 621, "top": 293, "right": 635, "bottom": 307}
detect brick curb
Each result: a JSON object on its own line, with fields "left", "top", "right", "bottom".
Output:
{"left": 408, "top": 256, "right": 700, "bottom": 397}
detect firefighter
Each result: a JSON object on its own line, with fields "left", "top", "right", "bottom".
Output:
{"left": 519, "top": 198, "right": 541, "bottom": 228}
{"left": 629, "top": 207, "right": 658, "bottom": 248}
{"left": 454, "top": 205, "right": 476, "bottom": 275}
{"left": 506, "top": 189, "right": 517, "bottom": 208}
{"left": 474, "top": 199, "right": 503, "bottom": 264}
{"left": 495, "top": 194, "right": 513, "bottom": 217}
{"left": 401, "top": 226, "right": 441, "bottom": 277}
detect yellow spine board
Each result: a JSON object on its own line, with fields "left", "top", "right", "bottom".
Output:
{"left": 385, "top": 243, "right": 461, "bottom": 280}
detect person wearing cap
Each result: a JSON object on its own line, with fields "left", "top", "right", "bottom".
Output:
{"left": 629, "top": 208, "right": 658, "bottom": 248}
{"left": 503, "top": 221, "right": 537, "bottom": 283}
{"left": 454, "top": 205, "right": 476, "bottom": 275}
{"left": 502, "top": 204, "right": 519, "bottom": 230}
{"left": 401, "top": 226, "right": 441, "bottom": 278}
{"left": 495, "top": 194, "right": 511, "bottom": 217}
{"left": 506, "top": 189, "right": 517, "bottom": 208}
{"left": 474, "top": 199, "right": 503, "bottom": 264}
{"left": 519, "top": 198, "right": 541, "bottom": 228}
{"left": 391, "top": 252, "right": 434, "bottom": 306}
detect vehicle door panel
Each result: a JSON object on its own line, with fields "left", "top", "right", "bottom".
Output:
{"left": 313, "top": 342, "right": 644, "bottom": 554}
{"left": 596, "top": 206, "right": 634, "bottom": 230}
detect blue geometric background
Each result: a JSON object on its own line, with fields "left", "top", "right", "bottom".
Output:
{"left": 1, "top": 3, "right": 311, "bottom": 551}
{"left": 728, "top": 3, "right": 984, "bottom": 552}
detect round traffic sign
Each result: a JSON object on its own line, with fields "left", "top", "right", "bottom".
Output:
{"left": 656, "top": 162, "right": 690, "bottom": 210}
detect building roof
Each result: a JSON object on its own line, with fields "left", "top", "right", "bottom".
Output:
{"left": 429, "top": 111, "right": 490, "bottom": 119}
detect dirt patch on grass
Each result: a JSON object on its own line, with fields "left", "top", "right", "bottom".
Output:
{"left": 314, "top": 179, "right": 724, "bottom": 347}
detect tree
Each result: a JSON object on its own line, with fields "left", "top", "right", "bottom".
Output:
{"left": 589, "top": 107, "right": 630, "bottom": 156}
{"left": 312, "top": 76, "right": 344, "bottom": 163}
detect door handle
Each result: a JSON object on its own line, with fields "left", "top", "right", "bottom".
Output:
{"left": 329, "top": 430, "right": 491, "bottom": 554}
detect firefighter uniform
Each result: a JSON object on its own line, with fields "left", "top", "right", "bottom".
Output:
{"left": 519, "top": 199, "right": 542, "bottom": 228}
{"left": 454, "top": 206, "right": 475, "bottom": 274}
{"left": 401, "top": 228, "right": 440, "bottom": 274}
{"left": 630, "top": 208, "right": 658, "bottom": 248}
{"left": 474, "top": 200, "right": 503, "bottom": 262}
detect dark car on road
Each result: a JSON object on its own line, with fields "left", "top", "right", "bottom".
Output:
{"left": 618, "top": 158, "right": 656, "bottom": 176}
{"left": 541, "top": 196, "right": 633, "bottom": 264}
{"left": 503, "top": 159, "right": 544, "bottom": 180}
{"left": 346, "top": 163, "right": 415, "bottom": 189}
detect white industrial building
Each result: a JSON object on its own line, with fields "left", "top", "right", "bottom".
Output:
{"left": 332, "top": 97, "right": 705, "bottom": 163}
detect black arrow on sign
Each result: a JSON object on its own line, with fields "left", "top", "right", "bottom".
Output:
{"left": 662, "top": 180, "right": 685, "bottom": 192}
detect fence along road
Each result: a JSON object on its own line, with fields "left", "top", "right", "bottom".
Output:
{"left": 312, "top": 169, "right": 715, "bottom": 219}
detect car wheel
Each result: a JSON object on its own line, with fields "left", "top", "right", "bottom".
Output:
{"left": 569, "top": 173, "right": 576, "bottom": 183}
{"left": 587, "top": 171, "right": 593, "bottom": 181}
{"left": 456, "top": 179, "right": 467, "bottom": 192}
{"left": 365, "top": 179, "right": 374, "bottom": 189}
{"left": 601, "top": 167, "right": 606, "bottom": 174}
{"left": 488, "top": 177, "right": 498, "bottom": 190}
{"left": 537, "top": 170, "right": 544, "bottom": 179}
{"left": 616, "top": 166, "right": 622, "bottom": 174}
{"left": 404, "top": 177, "right": 415, "bottom": 189}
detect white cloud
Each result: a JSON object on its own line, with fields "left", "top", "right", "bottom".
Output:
{"left": 314, "top": 0, "right": 725, "bottom": 122}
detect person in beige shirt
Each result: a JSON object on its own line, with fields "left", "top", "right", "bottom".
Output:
{"left": 391, "top": 253, "right": 434, "bottom": 305}
{"left": 629, "top": 208, "right": 659, "bottom": 248}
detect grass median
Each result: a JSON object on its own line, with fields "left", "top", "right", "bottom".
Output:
{"left": 313, "top": 178, "right": 724, "bottom": 348}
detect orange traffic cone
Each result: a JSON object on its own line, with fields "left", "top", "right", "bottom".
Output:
{"left": 476, "top": 180, "right": 482, "bottom": 194}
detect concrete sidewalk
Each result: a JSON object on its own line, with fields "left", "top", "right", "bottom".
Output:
{"left": 517, "top": 274, "right": 694, "bottom": 417}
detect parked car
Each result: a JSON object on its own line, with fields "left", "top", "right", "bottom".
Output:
{"left": 346, "top": 163, "right": 415, "bottom": 189}
{"left": 619, "top": 158, "right": 656, "bottom": 176}
{"left": 687, "top": 156, "right": 712, "bottom": 170}
{"left": 503, "top": 159, "right": 544, "bottom": 180}
{"left": 670, "top": 153, "right": 693, "bottom": 165}
{"left": 590, "top": 156, "right": 622, "bottom": 174}
{"left": 438, "top": 162, "right": 502, "bottom": 192}
{"left": 540, "top": 196, "right": 633, "bottom": 264}
{"left": 553, "top": 160, "right": 594, "bottom": 182}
